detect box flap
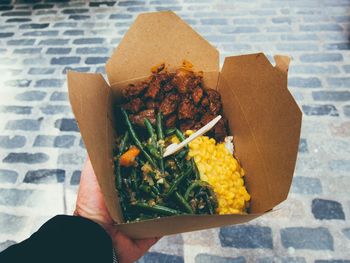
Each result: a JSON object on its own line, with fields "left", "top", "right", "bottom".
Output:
{"left": 106, "top": 11, "right": 219, "bottom": 86}
{"left": 67, "top": 71, "right": 123, "bottom": 223}
{"left": 217, "top": 53, "right": 302, "bottom": 213}
{"left": 115, "top": 213, "right": 260, "bottom": 239}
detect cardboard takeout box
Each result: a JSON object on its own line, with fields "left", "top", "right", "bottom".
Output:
{"left": 67, "top": 11, "right": 302, "bottom": 238}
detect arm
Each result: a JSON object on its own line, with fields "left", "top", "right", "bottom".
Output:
{"left": 0, "top": 215, "right": 113, "bottom": 263}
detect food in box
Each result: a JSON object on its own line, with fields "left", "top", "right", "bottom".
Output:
{"left": 67, "top": 11, "right": 302, "bottom": 238}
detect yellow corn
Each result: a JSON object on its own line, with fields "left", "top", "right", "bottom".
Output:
{"left": 186, "top": 130, "right": 250, "bottom": 215}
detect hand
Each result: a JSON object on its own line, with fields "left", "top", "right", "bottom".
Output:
{"left": 75, "top": 157, "right": 160, "bottom": 263}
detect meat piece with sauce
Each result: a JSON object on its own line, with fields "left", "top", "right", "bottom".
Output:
{"left": 122, "top": 98, "right": 144, "bottom": 113}
{"left": 123, "top": 82, "right": 148, "bottom": 99}
{"left": 192, "top": 86, "right": 203, "bottom": 105}
{"left": 165, "top": 114, "right": 177, "bottom": 128}
{"left": 129, "top": 109, "right": 156, "bottom": 127}
{"left": 178, "top": 97, "right": 197, "bottom": 120}
{"left": 159, "top": 93, "right": 180, "bottom": 116}
{"left": 206, "top": 89, "right": 222, "bottom": 115}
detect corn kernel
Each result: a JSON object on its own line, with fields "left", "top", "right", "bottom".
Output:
{"left": 188, "top": 135, "right": 250, "bottom": 215}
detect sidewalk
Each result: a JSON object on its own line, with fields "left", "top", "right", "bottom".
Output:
{"left": 0, "top": 0, "right": 349, "bottom": 262}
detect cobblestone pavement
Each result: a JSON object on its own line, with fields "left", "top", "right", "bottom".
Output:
{"left": 0, "top": 0, "right": 349, "bottom": 262}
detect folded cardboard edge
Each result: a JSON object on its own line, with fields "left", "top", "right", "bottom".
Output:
{"left": 67, "top": 71, "right": 123, "bottom": 223}
{"left": 217, "top": 53, "right": 302, "bottom": 213}
{"left": 106, "top": 11, "right": 219, "bottom": 86}
{"left": 114, "top": 213, "right": 262, "bottom": 239}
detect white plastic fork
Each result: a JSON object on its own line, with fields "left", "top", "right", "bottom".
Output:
{"left": 163, "top": 115, "right": 222, "bottom": 158}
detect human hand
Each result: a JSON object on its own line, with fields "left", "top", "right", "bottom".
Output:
{"left": 75, "top": 157, "right": 160, "bottom": 263}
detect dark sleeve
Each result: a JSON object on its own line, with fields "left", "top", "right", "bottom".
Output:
{"left": 0, "top": 215, "right": 113, "bottom": 263}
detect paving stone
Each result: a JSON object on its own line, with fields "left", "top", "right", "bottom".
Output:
{"left": 40, "top": 105, "right": 70, "bottom": 114}
{"left": 312, "top": 199, "right": 345, "bottom": 220}
{"left": 110, "top": 13, "right": 132, "bottom": 19}
{"left": 0, "top": 240, "right": 16, "bottom": 253}
{"left": 50, "top": 91, "right": 68, "bottom": 101}
{"left": 137, "top": 252, "right": 183, "bottom": 263}
{"left": 33, "top": 3, "right": 54, "bottom": 9}
{"left": 328, "top": 159, "right": 350, "bottom": 172}
{"left": 7, "top": 38, "right": 35, "bottom": 45}
{"left": 342, "top": 228, "right": 350, "bottom": 240}
{"left": 51, "top": 56, "right": 81, "bottom": 65}
{"left": 280, "top": 227, "right": 333, "bottom": 250}
{"left": 46, "top": 47, "right": 72, "bottom": 55}
{"left": 28, "top": 68, "right": 55, "bottom": 75}
{"left": 195, "top": 254, "right": 245, "bottom": 263}
{"left": 219, "top": 226, "right": 273, "bottom": 249}
{"left": 258, "top": 257, "right": 307, "bottom": 263}
{"left": 6, "top": 18, "right": 31, "bottom": 23}
{"left": 54, "top": 135, "right": 75, "bottom": 148}
{"left": 33, "top": 135, "right": 54, "bottom": 147}
{"left": 55, "top": 118, "right": 79, "bottom": 132}
{"left": 58, "top": 153, "right": 84, "bottom": 165}
{"left": 315, "top": 260, "right": 350, "bottom": 263}
{"left": 73, "top": 37, "right": 105, "bottom": 44}
{"left": 118, "top": 1, "right": 145, "bottom": 6}
{"left": 0, "top": 32, "right": 14, "bottom": 38}
{"left": 35, "top": 79, "right": 64, "bottom": 88}
{"left": 15, "top": 90, "right": 46, "bottom": 101}
{"left": 0, "top": 135, "right": 26, "bottom": 148}
{"left": 300, "top": 24, "right": 343, "bottom": 31}
{"left": 13, "top": 47, "right": 42, "bottom": 54}
{"left": 289, "top": 77, "right": 322, "bottom": 88}
{"left": 0, "top": 213, "right": 26, "bottom": 235}
{"left": 85, "top": 56, "right": 109, "bottom": 64}
{"left": 70, "top": 170, "right": 81, "bottom": 185}
{"left": 62, "top": 8, "right": 89, "bottom": 14}
{"left": 300, "top": 53, "right": 343, "bottom": 63}
{"left": 2, "top": 11, "right": 31, "bottom": 16}
{"left": 3, "top": 152, "right": 49, "bottom": 164}
{"left": 79, "top": 138, "right": 85, "bottom": 148}
{"left": 69, "top": 15, "right": 91, "bottom": 20}
{"left": 19, "top": 23, "right": 49, "bottom": 29}
{"left": 291, "top": 176, "right": 322, "bottom": 194}
{"left": 5, "top": 118, "right": 42, "bottom": 131}
{"left": 63, "top": 30, "right": 84, "bottom": 36}
{"left": 24, "top": 169, "right": 65, "bottom": 183}
{"left": 76, "top": 47, "right": 109, "bottom": 54}
{"left": 90, "top": 1, "right": 116, "bottom": 7}
{"left": 0, "top": 169, "right": 18, "bottom": 184}
{"left": 0, "top": 106, "right": 32, "bottom": 114}
{"left": 4, "top": 79, "right": 31, "bottom": 87}
{"left": 0, "top": 5, "right": 13, "bottom": 11}
{"left": 313, "top": 91, "right": 350, "bottom": 101}
{"left": 53, "top": 21, "right": 77, "bottom": 28}
{"left": 302, "top": 105, "right": 339, "bottom": 116}
{"left": 298, "top": 138, "right": 308, "bottom": 153}
{"left": 325, "top": 43, "right": 350, "bottom": 50}
{"left": 344, "top": 105, "right": 350, "bottom": 117}
{"left": 0, "top": 188, "right": 36, "bottom": 206}
{"left": 39, "top": 38, "right": 69, "bottom": 45}
{"left": 327, "top": 77, "right": 350, "bottom": 88}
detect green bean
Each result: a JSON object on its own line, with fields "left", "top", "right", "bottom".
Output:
{"left": 184, "top": 180, "right": 209, "bottom": 201}
{"left": 146, "top": 144, "right": 162, "bottom": 159}
{"left": 165, "top": 167, "right": 193, "bottom": 198}
{"left": 165, "top": 128, "right": 176, "bottom": 136}
{"left": 175, "top": 129, "right": 188, "bottom": 150}
{"left": 121, "top": 109, "right": 158, "bottom": 168}
{"left": 118, "top": 131, "right": 129, "bottom": 156}
{"left": 130, "top": 202, "right": 182, "bottom": 216}
{"left": 144, "top": 118, "right": 156, "bottom": 141}
{"left": 204, "top": 193, "right": 215, "bottom": 215}
{"left": 191, "top": 158, "right": 200, "bottom": 180}
{"left": 156, "top": 112, "right": 164, "bottom": 140}
{"left": 151, "top": 185, "right": 160, "bottom": 195}
{"left": 130, "top": 167, "right": 138, "bottom": 192}
{"left": 174, "top": 191, "right": 193, "bottom": 214}
{"left": 115, "top": 161, "right": 122, "bottom": 191}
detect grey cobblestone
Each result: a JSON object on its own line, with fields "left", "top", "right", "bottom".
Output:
{"left": 312, "top": 199, "right": 345, "bottom": 220}
{"left": 281, "top": 227, "right": 333, "bottom": 250}
{"left": 3, "top": 152, "right": 49, "bottom": 164}
{"left": 1, "top": 0, "right": 350, "bottom": 261}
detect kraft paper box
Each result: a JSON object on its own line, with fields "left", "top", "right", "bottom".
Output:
{"left": 67, "top": 11, "right": 302, "bottom": 239}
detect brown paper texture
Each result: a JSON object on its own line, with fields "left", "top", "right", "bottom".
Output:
{"left": 67, "top": 11, "right": 302, "bottom": 238}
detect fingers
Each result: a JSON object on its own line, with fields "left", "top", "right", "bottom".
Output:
{"left": 134, "top": 236, "right": 161, "bottom": 252}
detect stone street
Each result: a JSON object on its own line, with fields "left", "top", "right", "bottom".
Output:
{"left": 0, "top": 0, "right": 349, "bottom": 262}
